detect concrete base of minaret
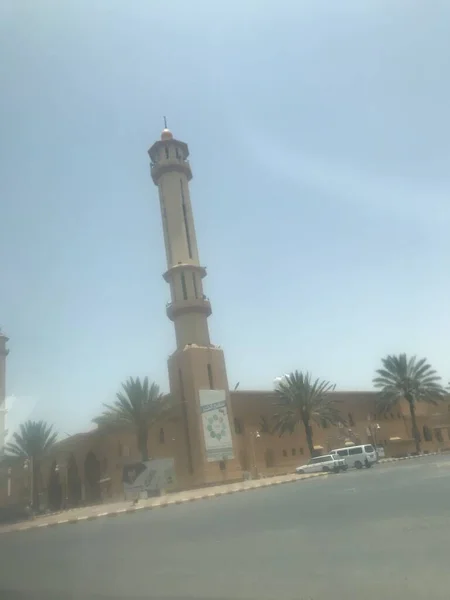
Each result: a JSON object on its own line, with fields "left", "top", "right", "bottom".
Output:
{"left": 167, "top": 345, "right": 242, "bottom": 487}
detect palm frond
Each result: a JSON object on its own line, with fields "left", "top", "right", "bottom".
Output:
{"left": 5, "top": 420, "right": 58, "bottom": 460}
{"left": 272, "top": 371, "right": 338, "bottom": 435}
{"left": 373, "top": 353, "right": 446, "bottom": 414}
{"left": 93, "top": 377, "right": 167, "bottom": 431}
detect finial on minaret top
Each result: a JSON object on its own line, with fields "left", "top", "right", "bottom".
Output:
{"left": 161, "top": 116, "right": 173, "bottom": 141}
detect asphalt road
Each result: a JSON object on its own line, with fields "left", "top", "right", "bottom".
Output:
{"left": 2, "top": 455, "right": 450, "bottom": 600}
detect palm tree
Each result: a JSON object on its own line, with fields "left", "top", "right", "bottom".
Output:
{"left": 373, "top": 354, "right": 446, "bottom": 454}
{"left": 5, "top": 420, "right": 58, "bottom": 509}
{"left": 272, "top": 371, "right": 340, "bottom": 457}
{"left": 93, "top": 377, "right": 167, "bottom": 462}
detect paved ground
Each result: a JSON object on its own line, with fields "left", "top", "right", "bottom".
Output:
{"left": 1, "top": 455, "right": 450, "bottom": 600}
{"left": 0, "top": 471, "right": 327, "bottom": 534}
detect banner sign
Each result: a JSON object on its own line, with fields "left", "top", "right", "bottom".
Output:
{"left": 122, "top": 458, "right": 175, "bottom": 499}
{"left": 199, "top": 389, "right": 234, "bottom": 462}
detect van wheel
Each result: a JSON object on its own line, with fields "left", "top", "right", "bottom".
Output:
{"left": 354, "top": 460, "right": 363, "bottom": 469}
{"left": 365, "top": 460, "right": 372, "bottom": 468}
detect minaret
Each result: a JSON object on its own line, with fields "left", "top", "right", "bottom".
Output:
{"left": 0, "top": 331, "right": 9, "bottom": 457}
{"left": 149, "top": 125, "right": 238, "bottom": 485}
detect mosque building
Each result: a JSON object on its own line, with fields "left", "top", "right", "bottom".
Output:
{"left": 1, "top": 127, "right": 449, "bottom": 509}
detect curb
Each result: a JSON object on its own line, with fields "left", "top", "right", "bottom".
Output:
{"left": 379, "top": 452, "right": 439, "bottom": 464}
{"left": 1, "top": 472, "right": 328, "bottom": 535}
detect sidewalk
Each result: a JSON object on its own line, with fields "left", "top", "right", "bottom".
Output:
{"left": 379, "top": 451, "right": 439, "bottom": 464}
{"left": 0, "top": 471, "right": 328, "bottom": 535}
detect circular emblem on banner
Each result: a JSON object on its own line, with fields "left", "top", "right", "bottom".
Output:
{"left": 207, "top": 413, "right": 226, "bottom": 441}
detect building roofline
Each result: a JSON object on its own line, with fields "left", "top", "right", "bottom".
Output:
{"left": 231, "top": 389, "right": 378, "bottom": 395}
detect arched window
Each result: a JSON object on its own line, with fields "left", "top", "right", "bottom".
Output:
{"left": 423, "top": 425, "right": 433, "bottom": 442}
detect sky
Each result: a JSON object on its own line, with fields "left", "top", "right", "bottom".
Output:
{"left": 1, "top": 0, "right": 450, "bottom": 440}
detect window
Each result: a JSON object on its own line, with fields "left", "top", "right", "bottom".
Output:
{"left": 192, "top": 273, "right": 198, "bottom": 298}
{"left": 175, "top": 147, "right": 180, "bottom": 159}
{"left": 422, "top": 425, "right": 432, "bottom": 442}
{"left": 180, "top": 180, "right": 193, "bottom": 259}
{"left": 282, "top": 449, "right": 287, "bottom": 457}
{"left": 337, "top": 449, "right": 349, "bottom": 456}
{"left": 348, "top": 446, "right": 363, "bottom": 455}
{"left": 159, "top": 190, "right": 172, "bottom": 265}
{"left": 265, "top": 449, "right": 275, "bottom": 468}
{"left": 234, "top": 418, "right": 243, "bottom": 435}
{"left": 181, "top": 272, "right": 188, "bottom": 300}
{"left": 291, "top": 448, "right": 296, "bottom": 456}
{"left": 207, "top": 363, "right": 214, "bottom": 389}
{"left": 309, "top": 456, "right": 330, "bottom": 464}
{"left": 159, "top": 428, "right": 165, "bottom": 444}
{"left": 299, "top": 448, "right": 304, "bottom": 455}
{"left": 165, "top": 146, "right": 169, "bottom": 159}
{"left": 348, "top": 413, "right": 355, "bottom": 427}
{"left": 436, "top": 429, "right": 443, "bottom": 443}
{"left": 364, "top": 445, "right": 374, "bottom": 452}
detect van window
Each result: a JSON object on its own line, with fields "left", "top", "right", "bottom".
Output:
{"left": 337, "top": 449, "right": 349, "bottom": 456}
{"left": 364, "top": 445, "right": 374, "bottom": 453}
{"left": 348, "top": 446, "right": 363, "bottom": 455}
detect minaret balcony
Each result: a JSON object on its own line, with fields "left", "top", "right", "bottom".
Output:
{"left": 163, "top": 263, "right": 207, "bottom": 283}
{"left": 151, "top": 158, "right": 192, "bottom": 184}
{"left": 166, "top": 297, "right": 212, "bottom": 321}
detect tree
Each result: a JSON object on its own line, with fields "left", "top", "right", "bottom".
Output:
{"left": 5, "top": 420, "right": 58, "bottom": 509}
{"left": 93, "top": 377, "right": 167, "bottom": 462}
{"left": 373, "top": 354, "right": 446, "bottom": 454}
{"left": 272, "top": 371, "right": 340, "bottom": 457}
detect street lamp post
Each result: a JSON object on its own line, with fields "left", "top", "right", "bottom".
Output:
{"left": 367, "top": 420, "right": 381, "bottom": 458}
{"left": 249, "top": 430, "right": 261, "bottom": 479}
{"left": 23, "top": 456, "right": 34, "bottom": 509}
{"left": 55, "top": 461, "right": 68, "bottom": 509}
{"left": 7, "top": 467, "right": 11, "bottom": 498}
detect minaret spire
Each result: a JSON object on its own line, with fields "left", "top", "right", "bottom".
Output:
{"left": 148, "top": 126, "right": 212, "bottom": 349}
{"left": 147, "top": 125, "right": 238, "bottom": 486}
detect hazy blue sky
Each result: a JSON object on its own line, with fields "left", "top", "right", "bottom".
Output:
{"left": 1, "top": 1, "right": 450, "bottom": 438}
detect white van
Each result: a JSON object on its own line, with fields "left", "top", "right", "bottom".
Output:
{"left": 330, "top": 444, "right": 377, "bottom": 469}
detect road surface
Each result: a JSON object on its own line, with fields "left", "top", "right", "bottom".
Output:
{"left": 1, "top": 455, "right": 450, "bottom": 600}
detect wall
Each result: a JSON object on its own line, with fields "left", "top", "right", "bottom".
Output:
{"left": 2, "top": 390, "right": 450, "bottom": 510}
